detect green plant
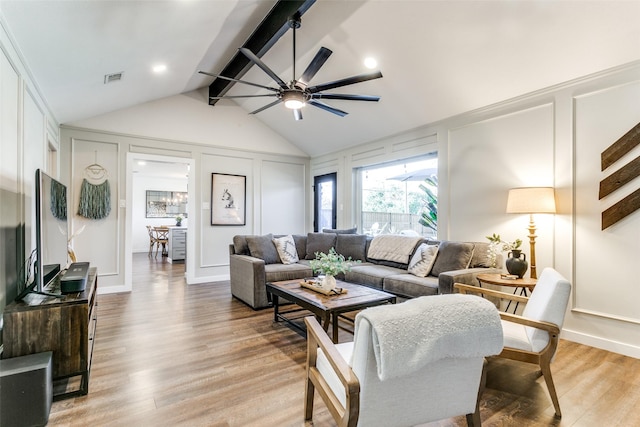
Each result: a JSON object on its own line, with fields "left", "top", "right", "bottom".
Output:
{"left": 486, "top": 233, "right": 522, "bottom": 268}
{"left": 310, "top": 248, "right": 359, "bottom": 276}
{"left": 418, "top": 176, "right": 438, "bottom": 232}
{"left": 176, "top": 215, "right": 183, "bottom": 223}
{"left": 486, "top": 233, "right": 522, "bottom": 251}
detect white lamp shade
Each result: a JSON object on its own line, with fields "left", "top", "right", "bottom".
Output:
{"left": 506, "top": 187, "right": 556, "bottom": 214}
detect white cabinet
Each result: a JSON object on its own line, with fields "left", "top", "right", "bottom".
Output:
{"left": 167, "top": 227, "right": 186, "bottom": 263}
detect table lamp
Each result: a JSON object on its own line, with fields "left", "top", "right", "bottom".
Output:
{"left": 506, "top": 187, "right": 556, "bottom": 279}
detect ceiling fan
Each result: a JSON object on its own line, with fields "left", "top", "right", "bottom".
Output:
{"left": 199, "top": 13, "right": 382, "bottom": 121}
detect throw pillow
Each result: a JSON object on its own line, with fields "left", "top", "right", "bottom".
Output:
{"left": 470, "top": 242, "right": 493, "bottom": 267}
{"left": 272, "top": 235, "right": 299, "bottom": 265}
{"left": 322, "top": 227, "right": 357, "bottom": 234}
{"left": 408, "top": 243, "right": 439, "bottom": 277}
{"left": 246, "top": 234, "right": 280, "bottom": 264}
{"left": 335, "top": 234, "right": 367, "bottom": 261}
{"left": 305, "top": 232, "right": 337, "bottom": 260}
{"left": 429, "top": 241, "right": 475, "bottom": 277}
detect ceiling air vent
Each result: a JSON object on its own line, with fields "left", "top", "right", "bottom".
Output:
{"left": 104, "top": 72, "right": 123, "bottom": 84}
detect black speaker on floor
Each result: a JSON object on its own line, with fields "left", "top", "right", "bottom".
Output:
{"left": 0, "top": 351, "right": 53, "bottom": 427}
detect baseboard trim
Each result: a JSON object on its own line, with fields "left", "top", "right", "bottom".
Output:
{"left": 186, "top": 274, "right": 230, "bottom": 285}
{"left": 562, "top": 328, "right": 640, "bottom": 359}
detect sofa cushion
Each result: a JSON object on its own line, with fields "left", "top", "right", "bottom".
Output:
{"left": 322, "top": 227, "right": 357, "bottom": 234}
{"left": 305, "top": 232, "right": 337, "bottom": 260}
{"left": 292, "top": 234, "right": 308, "bottom": 261}
{"left": 335, "top": 234, "right": 367, "bottom": 261}
{"left": 233, "top": 235, "right": 250, "bottom": 255}
{"left": 344, "top": 264, "right": 404, "bottom": 290}
{"left": 407, "top": 243, "right": 439, "bottom": 277}
{"left": 470, "top": 242, "right": 493, "bottom": 268}
{"left": 429, "top": 241, "right": 475, "bottom": 277}
{"left": 265, "top": 263, "right": 313, "bottom": 282}
{"left": 383, "top": 274, "right": 439, "bottom": 298}
{"left": 272, "top": 235, "right": 299, "bottom": 265}
{"left": 246, "top": 234, "right": 280, "bottom": 264}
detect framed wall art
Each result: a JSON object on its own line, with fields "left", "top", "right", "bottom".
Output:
{"left": 211, "top": 173, "right": 246, "bottom": 226}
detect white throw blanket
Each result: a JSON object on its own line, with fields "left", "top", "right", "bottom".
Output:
{"left": 354, "top": 294, "right": 503, "bottom": 381}
{"left": 367, "top": 235, "right": 423, "bottom": 264}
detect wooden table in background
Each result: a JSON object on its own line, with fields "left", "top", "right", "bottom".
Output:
{"left": 266, "top": 279, "right": 396, "bottom": 343}
{"left": 476, "top": 273, "right": 537, "bottom": 313}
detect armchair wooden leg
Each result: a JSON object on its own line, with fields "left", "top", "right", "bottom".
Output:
{"left": 466, "top": 358, "right": 487, "bottom": 427}
{"left": 304, "top": 376, "right": 315, "bottom": 421}
{"left": 539, "top": 355, "right": 561, "bottom": 418}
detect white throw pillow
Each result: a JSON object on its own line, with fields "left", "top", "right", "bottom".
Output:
{"left": 408, "top": 243, "right": 439, "bottom": 277}
{"left": 273, "top": 235, "right": 299, "bottom": 264}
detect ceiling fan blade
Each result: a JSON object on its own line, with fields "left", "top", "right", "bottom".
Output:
{"left": 249, "top": 99, "right": 282, "bottom": 115}
{"left": 239, "top": 48, "right": 288, "bottom": 90}
{"left": 198, "top": 70, "right": 280, "bottom": 92}
{"left": 311, "top": 93, "right": 380, "bottom": 102}
{"left": 307, "top": 71, "right": 383, "bottom": 94}
{"left": 309, "top": 100, "right": 348, "bottom": 117}
{"left": 210, "top": 94, "right": 278, "bottom": 100}
{"left": 293, "top": 109, "right": 303, "bottom": 121}
{"left": 298, "top": 47, "right": 332, "bottom": 86}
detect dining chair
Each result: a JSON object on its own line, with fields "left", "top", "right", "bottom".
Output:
{"left": 455, "top": 267, "right": 572, "bottom": 418}
{"left": 153, "top": 227, "right": 169, "bottom": 257}
{"left": 145, "top": 225, "right": 157, "bottom": 257}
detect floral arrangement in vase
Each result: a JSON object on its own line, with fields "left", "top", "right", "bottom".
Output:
{"left": 486, "top": 233, "right": 522, "bottom": 268}
{"left": 310, "top": 248, "right": 360, "bottom": 290}
{"left": 175, "top": 215, "right": 183, "bottom": 226}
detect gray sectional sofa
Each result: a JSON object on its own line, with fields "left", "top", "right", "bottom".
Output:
{"left": 229, "top": 232, "right": 502, "bottom": 309}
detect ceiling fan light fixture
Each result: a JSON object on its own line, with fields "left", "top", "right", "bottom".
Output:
{"left": 282, "top": 90, "right": 306, "bottom": 109}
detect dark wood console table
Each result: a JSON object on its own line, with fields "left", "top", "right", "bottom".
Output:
{"left": 2, "top": 267, "right": 98, "bottom": 400}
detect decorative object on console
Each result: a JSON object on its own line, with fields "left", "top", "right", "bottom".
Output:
{"left": 175, "top": 215, "right": 183, "bottom": 226}
{"left": 211, "top": 173, "right": 246, "bottom": 225}
{"left": 506, "top": 187, "right": 556, "bottom": 279}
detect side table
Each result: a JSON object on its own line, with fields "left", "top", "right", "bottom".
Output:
{"left": 476, "top": 273, "right": 537, "bottom": 313}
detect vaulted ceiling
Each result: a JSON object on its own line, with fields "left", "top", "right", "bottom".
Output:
{"left": 1, "top": 0, "right": 639, "bottom": 157}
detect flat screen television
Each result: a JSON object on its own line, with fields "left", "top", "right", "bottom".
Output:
{"left": 18, "top": 169, "right": 69, "bottom": 299}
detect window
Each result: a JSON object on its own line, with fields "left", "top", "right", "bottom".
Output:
{"left": 357, "top": 155, "right": 437, "bottom": 237}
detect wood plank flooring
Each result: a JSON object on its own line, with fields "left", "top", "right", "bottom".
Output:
{"left": 48, "top": 254, "right": 640, "bottom": 426}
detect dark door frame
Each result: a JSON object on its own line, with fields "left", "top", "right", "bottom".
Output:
{"left": 313, "top": 173, "right": 337, "bottom": 232}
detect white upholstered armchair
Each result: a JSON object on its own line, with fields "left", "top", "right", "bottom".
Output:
{"left": 455, "top": 267, "right": 572, "bottom": 418}
{"left": 304, "top": 294, "right": 504, "bottom": 427}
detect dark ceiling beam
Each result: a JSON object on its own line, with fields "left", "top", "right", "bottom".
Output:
{"left": 208, "top": 0, "right": 316, "bottom": 106}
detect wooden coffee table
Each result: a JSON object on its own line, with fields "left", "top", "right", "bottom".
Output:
{"left": 266, "top": 279, "right": 396, "bottom": 343}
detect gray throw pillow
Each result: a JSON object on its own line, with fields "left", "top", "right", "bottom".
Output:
{"left": 335, "top": 234, "right": 367, "bottom": 261}
{"left": 232, "top": 235, "right": 249, "bottom": 255}
{"left": 322, "top": 227, "right": 357, "bottom": 234}
{"left": 470, "top": 242, "right": 493, "bottom": 267}
{"left": 305, "top": 232, "right": 337, "bottom": 260}
{"left": 246, "top": 234, "right": 280, "bottom": 264}
{"left": 429, "top": 241, "right": 475, "bottom": 276}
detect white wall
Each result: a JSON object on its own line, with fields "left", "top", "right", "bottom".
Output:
{"left": 0, "top": 16, "right": 59, "bottom": 331}
{"left": 312, "top": 61, "right": 640, "bottom": 358}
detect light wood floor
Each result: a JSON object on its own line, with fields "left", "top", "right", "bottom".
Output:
{"left": 48, "top": 254, "right": 640, "bottom": 426}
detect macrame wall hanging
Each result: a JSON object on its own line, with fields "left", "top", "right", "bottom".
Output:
{"left": 78, "top": 152, "right": 111, "bottom": 220}
{"left": 50, "top": 178, "right": 67, "bottom": 220}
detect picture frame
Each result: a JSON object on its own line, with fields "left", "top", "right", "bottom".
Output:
{"left": 211, "top": 173, "right": 246, "bottom": 226}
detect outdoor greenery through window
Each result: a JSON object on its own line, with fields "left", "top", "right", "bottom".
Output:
{"left": 358, "top": 155, "right": 437, "bottom": 238}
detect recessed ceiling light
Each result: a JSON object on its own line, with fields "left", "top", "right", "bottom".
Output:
{"left": 364, "top": 57, "right": 377, "bottom": 69}
{"left": 137, "top": 161, "right": 146, "bottom": 166}
{"left": 153, "top": 64, "right": 167, "bottom": 73}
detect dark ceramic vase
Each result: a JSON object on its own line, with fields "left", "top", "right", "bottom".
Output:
{"left": 506, "top": 249, "right": 528, "bottom": 278}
